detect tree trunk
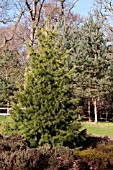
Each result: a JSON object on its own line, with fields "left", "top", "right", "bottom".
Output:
{"left": 105, "top": 111, "right": 108, "bottom": 122}
{"left": 88, "top": 99, "right": 91, "bottom": 122}
{"left": 93, "top": 98, "right": 98, "bottom": 123}
{"left": 60, "top": 0, "right": 64, "bottom": 20}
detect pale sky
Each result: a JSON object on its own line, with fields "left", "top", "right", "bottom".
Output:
{"left": 74, "top": 0, "right": 95, "bottom": 17}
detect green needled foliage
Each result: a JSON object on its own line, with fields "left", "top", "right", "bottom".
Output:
{"left": 72, "top": 15, "right": 112, "bottom": 122}
{"left": 9, "top": 29, "right": 84, "bottom": 148}
{"left": 0, "top": 48, "right": 24, "bottom": 107}
{"left": 73, "top": 15, "right": 110, "bottom": 97}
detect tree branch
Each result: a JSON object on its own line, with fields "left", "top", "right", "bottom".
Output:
{"left": 67, "top": 0, "right": 79, "bottom": 17}
{"left": 0, "top": 10, "right": 24, "bottom": 49}
{"left": 25, "top": 0, "right": 33, "bottom": 18}
{"left": 36, "top": 0, "right": 45, "bottom": 27}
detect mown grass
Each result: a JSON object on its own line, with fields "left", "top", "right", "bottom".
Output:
{"left": 0, "top": 116, "right": 11, "bottom": 135}
{"left": 82, "top": 121, "right": 113, "bottom": 138}
{"left": 0, "top": 116, "right": 9, "bottom": 123}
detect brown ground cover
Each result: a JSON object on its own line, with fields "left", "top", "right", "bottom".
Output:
{"left": 0, "top": 134, "right": 113, "bottom": 170}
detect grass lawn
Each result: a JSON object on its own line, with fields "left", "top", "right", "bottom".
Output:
{"left": 0, "top": 116, "right": 11, "bottom": 135}
{"left": 0, "top": 116, "right": 9, "bottom": 123}
{"left": 82, "top": 121, "right": 113, "bottom": 138}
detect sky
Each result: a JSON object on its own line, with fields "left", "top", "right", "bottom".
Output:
{"left": 74, "top": 0, "right": 95, "bottom": 17}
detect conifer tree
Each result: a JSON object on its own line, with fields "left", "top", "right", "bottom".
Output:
{"left": 72, "top": 15, "right": 111, "bottom": 122}
{"left": 0, "top": 48, "right": 24, "bottom": 107}
{"left": 9, "top": 29, "right": 84, "bottom": 147}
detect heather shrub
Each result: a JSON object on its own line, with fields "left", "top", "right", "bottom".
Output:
{"left": 0, "top": 135, "right": 75, "bottom": 170}
{"left": 54, "top": 146, "right": 76, "bottom": 160}
{"left": 78, "top": 142, "right": 113, "bottom": 169}
{"left": 1, "top": 134, "right": 113, "bottom": 170}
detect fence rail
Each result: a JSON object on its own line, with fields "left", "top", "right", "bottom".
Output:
{"left": 0, "top": 108, "right": 12, "bottom": 116}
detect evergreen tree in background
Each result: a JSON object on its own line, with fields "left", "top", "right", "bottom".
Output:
{"left": 0, "top": 48, "right": 24, "bottom": 107}
{"left": 72, "top": 15, "right": 112, "bottom": 122}
{"left": 9, "top": 28, "right": 84, "bottom": 148}
{"left": 57, "top": 21, "right": 75, "bottom": 71}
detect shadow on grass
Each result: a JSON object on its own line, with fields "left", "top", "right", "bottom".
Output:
{"left": 82, "top": 135, "right": 112, "bottom": 150}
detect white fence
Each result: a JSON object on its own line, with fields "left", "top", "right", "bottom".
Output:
{"left": 0, "top": 108, "right": 11, "bottom": 116}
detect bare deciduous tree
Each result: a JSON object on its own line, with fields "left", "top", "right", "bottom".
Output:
{"left": 94, "top": 0, "right": 113, "bottom": 43}
{"left": 0, "top": 0, "right": 80, "bottom": 48}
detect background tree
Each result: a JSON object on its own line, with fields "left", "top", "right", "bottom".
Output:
{"left": 94, "top": 0, "right": 113, "bottom": 44}
{"left": 72, "top": 15, "right": 112, "bottom": 122}
{"left": 0, "top": 47, "right": 25, "bottom": 107}
{"left": 0, "top": 0, "right": 80, "bottom": 48}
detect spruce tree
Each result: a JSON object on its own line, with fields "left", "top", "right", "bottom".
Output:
{"left": 9, "top": 29, "right": 84, "bottom": 148}
{"left": 72, "top": 15, "right": 111, "bottom": 122}
{"left": 0, "top": 48, "right": 24, "bottom": 107}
